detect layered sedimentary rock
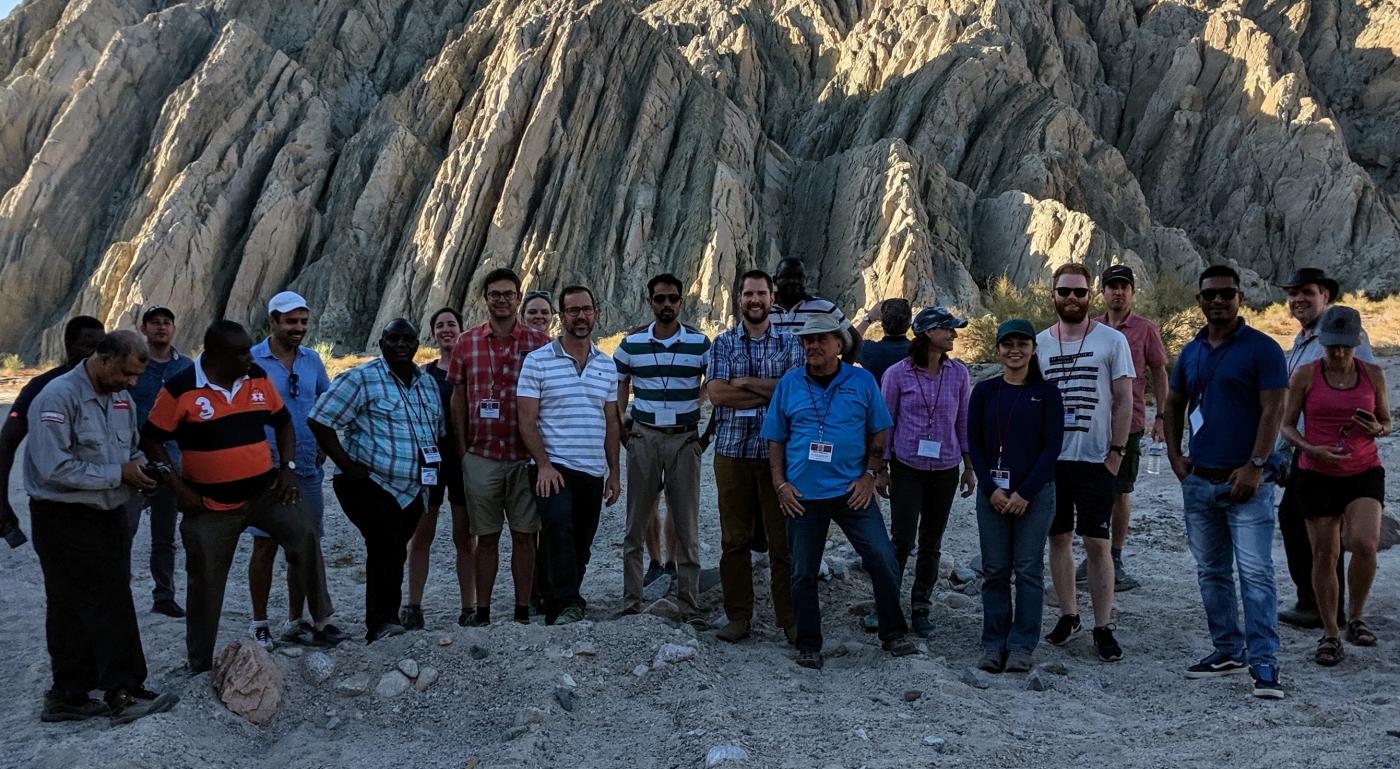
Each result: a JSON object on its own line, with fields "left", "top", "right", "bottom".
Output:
{"left": 1, "top": 0, "right": 1396, "bottom": 357}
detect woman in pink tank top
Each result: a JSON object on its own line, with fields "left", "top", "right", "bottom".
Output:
{"left": 1280, "top": 306, "right": 1392, "bottom": 666}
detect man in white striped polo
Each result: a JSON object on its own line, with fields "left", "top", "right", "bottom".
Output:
{"left": 772, "top": 258, "right": 862, "bottom": 363}
{"left": 517, "top": 285, "right": 622, "bottom": 625}
{"left": 615, "top": 273, "right": 712, "bottom": 620}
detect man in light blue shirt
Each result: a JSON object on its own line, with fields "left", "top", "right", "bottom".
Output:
{"left": 761, "top": 314, "right": 915, "bottom": 669}
{"left": 247, "top": 291, "right": 334, "bottom": 649}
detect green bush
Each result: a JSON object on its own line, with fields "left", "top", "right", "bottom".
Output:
{"left": 1, "top": 353, "right": 23, "bottom": 373}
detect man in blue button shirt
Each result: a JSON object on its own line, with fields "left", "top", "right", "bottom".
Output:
{"left": 762, "top": 314, "right": 916, "bottom": 670}
{"left": 1164, "top": 265, "right": 1288, "bottom": 700}
{"left": 247, "top": 291, "right": 334, "bottom": 649}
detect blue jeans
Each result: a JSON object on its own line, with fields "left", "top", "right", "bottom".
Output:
{"left": 787, "top": 495, "right": 906, "bottom": 652}
{"left": 1181, "top": 475, "right": 1279, "bottom": 666}
{"left": 976, "top": 484, "right": 1055, "bottom": 654}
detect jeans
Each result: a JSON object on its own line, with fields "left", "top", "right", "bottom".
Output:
{"left": 533, "top": 465, "right": 604, "bottom": 622}
{"left": 1182, "top": 476, "right": 1279, "bottom": 667}
{"left": 976, "top": 485, "right": 1055, "bottom": 654}
{"left": 787, "top": 495, "right": 907, "bottom": 652}
{"left": 332, "top": 474, "right": 422, "bottom": 638}
{"left": 888, "top": 460, "right": 958, "bottom": 615}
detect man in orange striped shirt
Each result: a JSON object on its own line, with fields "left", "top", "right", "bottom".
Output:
{"left": 141, "top": 321, "right": 346, "bottom": 672}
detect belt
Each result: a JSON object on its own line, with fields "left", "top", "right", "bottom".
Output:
{"left": 1190, "top": 466, "right": 1234, "bottom": 483}
{"left": 638, "top": 423, "right": 697, "bottom": 436}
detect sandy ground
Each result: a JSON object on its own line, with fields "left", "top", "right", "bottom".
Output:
{"left": 2, "top": 362, "right": 1398, "bottom": 769}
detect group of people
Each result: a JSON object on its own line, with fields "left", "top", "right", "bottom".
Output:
{"left": 3, "top": 257, "right": 1389, "bottom": 724}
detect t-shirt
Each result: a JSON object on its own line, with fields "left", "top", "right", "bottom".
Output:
{"left": 1171, "top": 319, "right": 1288, "bottom": 471}
{"left": 424, "top": 362, "right": 456, "bottom": 454}
{"left": 128, "top": 351, "right": 194, "bottom": 426}
{"left": 1036, "top": 323, "right": 1136, "bottom": 463}
{"left": 613, "top": 323, "right": 710, "bottom": 427}
{"left": 5, "top": 365, "right": 73, "bottom": 437}
{"left": 770, "top": 293, "right": 851, "bottom": 335}
{"left": 1096, "top": 313, "right": 1168, "bottom": 433}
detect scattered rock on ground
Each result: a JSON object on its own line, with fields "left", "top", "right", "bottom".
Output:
{"left": 903, "top": 690, "right": 922, "bottom": 702}
{"left": 303, "top": 652, "right": 335, "bottom": 684}
{"left": 923, "top": 735, "right": 947, "bottom": 750}
{"left": 704, "top": 744, "right": 750, "bottom": 767}
{"left": 1028, "top": 670, "right": 1051, "bottom": 692}
{"left": 397, "top": 659, "right": 419, "bottom": 679}
{"left": 211, "top": 640, "right": 283, "bottom": 725}
{"left": 276, "top": 645, "right": 304, "bottom": 658}
{"left": 950, "top": 567, "right": 978, "bottom": 584}
{"left": 375, "top": 671, "right": 412, "bottom": 698}
{"left": 335, "top": 673, "right": 371, "bottom": 697}
{"left": 653, "top": 643, "right": 698, "bottom": 667}
{"left": 573, "top": 642, "right": 597, "bottom": 657}
{"left": 960, "top": 668, "right": 992, "bottom": 690}
{"left": 469, "top": 645, "right": 489, "bottom": 660}
{"left": 939, "top": 592, "right": 974, "bottom": 609}
{"left": 414, "top": 666, "right": 440, "bottom": 691}
{"left": 554, "top": 686, "right": 575, "bottom": 712}
{"left": 631, "top": 664, "right": 650, "bottom": 677}
{"left": 515, "top": 707, "right": 547, "bottom": 726}
{"left": 1036, "top": 662, "right": 1069, "bottom": 676}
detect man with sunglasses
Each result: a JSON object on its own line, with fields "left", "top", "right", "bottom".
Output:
{"left": 1037, "top": 263, "right": 1134, "bottom": 662}
{"left": 615, "top": 273, "right": 711, "bottom": 621}
{"left": 247, "top": 291, "right": 335, "bottom": 648}
{"left": 1274, "top": 268, "right": 1375, "bottom": 629}
{"left": 1164, "top": 265, "right": 1288, "bottom": 698}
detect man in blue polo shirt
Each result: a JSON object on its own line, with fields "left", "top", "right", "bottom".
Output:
{"left": 1164, "top": 264, "right": 1288, "bottom": 700}
{"left": 762, "top": 314, "right": 915, "bottom": 670}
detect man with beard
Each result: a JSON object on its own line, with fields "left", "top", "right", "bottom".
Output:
{"left": 615, "top": 273, "right": 711, "bottom": 622}
{"left": 771, "top": 258, "right": 862, "bottom": 363}
{"left": 517, "top": 286, "right": 622, "bottom": 625}
{"left": 1164, "top": 265, "right": 1288, "bottom": 698}
{"left": 1274, "top": 268, "right": 1375, "bottom": 629}
{"left": 1037, "top": 263, "right": 1134, "bottom": 662}
{"left": 706, "top": 270, "right": 804, "bottom": 643}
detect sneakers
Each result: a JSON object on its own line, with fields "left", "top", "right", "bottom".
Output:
{"left": 368, "top": 623, "right": 406, "bottom": 643}
{"left": 1250, "top": 664, "right": 1284, "bottom": 699}
{"left": 978, "top": 650, "right": 1006, "bottom": 673}
{"left": 796, "top": 650, "right": 824, "bottom": 670}
{"left": 1045, "top": 614, "right": 1081, "bottom": 646}
{"left": 280, "top": 620, "right": 316, "bottom": 646}
{"left": 312, "top": 623, "right": 350, "bottom": 647}
{"left": 860, "top": 612, "right": 880, "bottom": 633}
{"left": 1004, "top": 652, "right": 1034, "bottom": 673}
{"left": 400, "top": 604, "right": 425, "bottom": 631}
{"left": 1185, "top": 650, "right": 1248, "bottom": 678}
{"left": 1092, "top": 625, "right": 1123, "bottom": 662}
{"left": 250, "top": 623, "right": 274, "bottom": 651}
{"left": 1075, "top": 559, "right": 1089, "bottom": 584}
{"left": 107, "top": 688, "right": 179, "bottom": 726}
{"left": 911, "top": 612, "right": 935, "bottom": 639}
{"left": 151, "top": 598, "right": 186, "bottom": 618}
{"left": 882, "top": 636, "right": 919, "bottom": 657}
{"left": 551, "top": 605, "right": 586, "bottom": 625}
{"left": 41, "top": 695, "right": 110, "bottom": 722}
{"left": 716, "top": 619, "right": 751, "bottom": 643}
{"left": 642, "top": 560, "right": 665, "bottom": 587}
{"left": 1113, "top": 562, "right": 1140, "bottom": 592}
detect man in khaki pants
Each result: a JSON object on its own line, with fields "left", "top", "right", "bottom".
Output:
{"left": 616, "top": 273, "right": 712, "bottom": 623}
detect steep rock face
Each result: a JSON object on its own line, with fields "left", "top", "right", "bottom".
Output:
{"left": 0, "top": 0, "right": 1396, "bottom": 358}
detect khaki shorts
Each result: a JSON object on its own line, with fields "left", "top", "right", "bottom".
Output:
{"left": 462, "top": 452, "right": 539, "bottom": 536}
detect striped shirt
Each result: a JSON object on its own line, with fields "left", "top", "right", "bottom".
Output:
{"left": 1035, "top": 323, "right": 1135, "bottom": 463}
{"left": 308, "top": 358, "right": 444, "bottom": 508}
{"left": 144, "top": 358, "right": 288, "bottom": 510}
{"left": 517, "top": 340, "right": 618, "bottom": 478}
{"left": 770, "top": 293, "right": 851, "bottom": 334}
{"left": 614, "top": 323, "right": 710, "bottom": 427}
{"left": 706, "top": 324, "right": 804, "bottom": 458}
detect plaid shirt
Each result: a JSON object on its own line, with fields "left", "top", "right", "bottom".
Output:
{"left": 706, "top": 324, "right": 804, "bottom": 458}
{"left": 448, "top": 320, "right": 550, "bottom": 461}
{"left": 309, "top": 358, "right": 444, "bottom": 508}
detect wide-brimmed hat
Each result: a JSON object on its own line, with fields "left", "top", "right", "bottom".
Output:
{"left": 794, "top": 313, "right": 850, "bottom": 352}
{"left": 912, "top": 306, "right": 968, "bottom": 334}
{"left": 1317, "top": 306, "right": 1362, "bottom": 347}
{"left": 1277, "top": 268, "right": 1340, "bottom": 299}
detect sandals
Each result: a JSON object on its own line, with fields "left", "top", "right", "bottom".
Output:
{"left": 1345, "top": 619, "right": 1378, "bottom": 647}
{"left": 1314, "top": 636, "right": 1343, "bottom": 667}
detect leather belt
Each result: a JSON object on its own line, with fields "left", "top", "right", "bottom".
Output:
{"left": 639, "top": 423, "right": 697, "bottom": 436}
{"left": 1190, "top": 466, "right": 1234, "bottom": 483}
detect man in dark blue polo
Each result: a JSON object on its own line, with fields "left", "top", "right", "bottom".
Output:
{"left": 761, "top": 314, "right": 915, "bottom": 670}
{"left": 1164, "top": 265, "right": 1288, "bottom": 700}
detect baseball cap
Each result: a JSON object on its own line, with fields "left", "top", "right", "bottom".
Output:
{"left": 141, "top": 305, "right": 175, "bottom": 323}
{"left": 995, "top": 318, "right": 1036, "bottom": 344}
{"left": 912, "top": 306, "right": 968, "bottom": 334}
{"left": 1101, "top": 265, "right": 1135, "bottom": 288}
{"left": 793, "top": 313, "right": 850, "bottom": 351}
{"left": 1316, "top": 305, "right": 1361, "bottom": 348}
{"left": 267, "top": 291, "right": 310, "bottom": 316}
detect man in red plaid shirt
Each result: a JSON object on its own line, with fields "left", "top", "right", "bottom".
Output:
{"left": 449, "top": 268, "right": 551, "bottom": 625}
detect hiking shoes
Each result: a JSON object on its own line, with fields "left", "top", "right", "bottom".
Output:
{"left": 978, "top": 651, "right": 1006, "bottom": 673}
{"left": 552, "top": 605, "right": 586, "bottom": 625}
{"left": 41, "top": 695, "right": 109, "bottom": 723}
{"left": 151, "top": 598, "right": 186, "bottom": 618}
{"left": 1045, "top": 614, "right": 1081, "bottom": 646}
{"left": 1004, "top": 652, "right": 1034, "bottom": 673}
{"left": 108, "top": 688, "right": 179, "bottom": 726}
{"left": 796, "top": 650, "right": 824, "bottom": 670}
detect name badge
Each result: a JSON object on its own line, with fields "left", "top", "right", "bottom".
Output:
{"left": 991, "top": 469, "right": 1011, "bottom": 490}
{"left": 421, "top": 445, "right": 441, "bottom": 464}
{"left": 420, "top": 467, "right": 439, "bottom": 486}
{"left": 479, "top": 399, "right": 501, "bottom": 420}
{"left": 652, "top": 408, "right": 677, "bottom": 427}
{"left": 808, "top": 441, "right": 834, "bottom": 462}
{"left": 734, "top": 408, "right": 758, "bottom": 418}
{"left": 917, "top": 439, "right": 942, "bottom": 459}
{"left": 1189, "top": 407, "right": 1205, "bottom": 436}
{"left": 1063, "top": 407, "right": 1077, "bottom": 427}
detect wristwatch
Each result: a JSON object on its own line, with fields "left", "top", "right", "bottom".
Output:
{"left": 282, "top": 461, "right": 297, "bottom": 471}
{"left": 1249, "top": 456, "right": 1268, "bottom": 469}
{"left": 1109, "top": 445, "right": 1127, "bottom": 457}
{"left": 863, "top": 469, "right": 878, "bottom": 480}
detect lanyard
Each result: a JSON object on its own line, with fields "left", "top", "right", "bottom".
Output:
{"left": 1056, "top": 320, "right": 1092, "bottom": 363}
{"left": 913, "top": 361, "right": 945, "bottom": 431}
{"left": 741, "top": 332, "right": 767, "bottom": 378}
{"left": 386, "top": 363, "right": 433, "bottom": 453}
{"left": 649, "top": 330, "right": 681, "bottom": 391}
{"left": 802, "top": 371, "right": 839, "bottom": 442}
{"left": 483, "top": 331, "right": 518, "bottom": 399}
{"left": 993, "top": 378, "right": 1026, "bottom": 467}
{"left": 1286, "top": 330, "right": 1315, "bottom": 375}
{"left": 1191, "top": 336, "right": 1236, "bottom": 404}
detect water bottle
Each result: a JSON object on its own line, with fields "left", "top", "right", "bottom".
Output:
{"left": 1145, "top": 440, "right": 1166, "bottom": 475}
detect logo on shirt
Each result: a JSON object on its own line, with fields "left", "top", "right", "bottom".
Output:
{"left": 251, "top": 389, "right": 266, "bottom": 404}
{"left": 113, "top": 401, "right": 131, "bottom": 410}
{"left": 39, "top": 411, "right": 65, "bottom": 424}
{"left": 195, "top": 396, "right": 215, "bottom": 421}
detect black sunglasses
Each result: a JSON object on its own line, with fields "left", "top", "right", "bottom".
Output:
{"left": 1054, "top": 287, "right": 1089, "bottom": 298}
{"left": 288, "top": 371, "right": 300, "bottom": 398}
{"left": 650, "top": 293, "right": 682, "bottom": 305}
{"left": 1199, "top": 288, "right": 1239, "bottom": 302}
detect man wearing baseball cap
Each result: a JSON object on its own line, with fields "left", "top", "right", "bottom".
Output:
{"left": 246, "top": 290, "right": 338, "bottom": 649}
{"left": 761, "top": 314, "right": 917, "bottom": 669}
{"left": 122, "top": 306, "right": 194, "bottom": 617}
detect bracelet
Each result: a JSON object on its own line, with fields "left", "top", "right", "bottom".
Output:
{"left": 776, "top": 481, "right": 792, "bottom": 493}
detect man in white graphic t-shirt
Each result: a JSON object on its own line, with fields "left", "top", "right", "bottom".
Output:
{"left": 1036, "top": 263, "right": 1135, "bottom": 663}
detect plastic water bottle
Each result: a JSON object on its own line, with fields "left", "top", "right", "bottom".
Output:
{"left": 1145, "top": 440, "right": 1166, "bottom": 475}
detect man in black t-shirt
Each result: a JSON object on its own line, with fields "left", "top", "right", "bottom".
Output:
{"left": 1, "top": 316, "right": 106, "bottom": 547}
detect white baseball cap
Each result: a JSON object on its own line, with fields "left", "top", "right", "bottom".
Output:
{"left": 267, "top": 291, "right": 310, "bottom": 316}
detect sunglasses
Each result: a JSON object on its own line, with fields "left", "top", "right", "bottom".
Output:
{"left": 1054, "top": 287, "right": 1089, "bottom": 299}
{"left": 288, "top": 371, "right": 300, "bottom": 398}
{"left": 650, "top": 293, "right": 682, "bottom": 305}
{"left": 1198, "top": 288, "right": 1239, "bottom": 302}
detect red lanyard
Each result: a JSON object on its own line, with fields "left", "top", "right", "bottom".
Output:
{"left": 913, "top": 362, "right": 944, "bottom": 431}
{"left": 484, "top": 332, "right": 518, "bottom": 399}
{"left": 993, "top": 378, "right": 1026, "bottom": 467}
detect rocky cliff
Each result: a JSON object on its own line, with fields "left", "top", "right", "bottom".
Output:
{"left": 1, "top": 0, "right": 1397, "bottom": 356}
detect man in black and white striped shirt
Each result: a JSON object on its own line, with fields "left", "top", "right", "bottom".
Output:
{"left": 772, "top": 258, "right": 862, "bottom": 363}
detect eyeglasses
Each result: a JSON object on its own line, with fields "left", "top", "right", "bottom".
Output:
{"left": 1198, "top": 288, "right": 1239, "bottom": 302}
{"left": 650, "top": 293, "right": 682, "bottom": 305}
{"left": 562, "top": 305, "right": 596, "bottom": 318}
{"left": 1054, "top": 287, "right": 1089, "bottom": 298}
{"left": 487, "top": 290, "right": 520, "bottom": 301}
{"left": 288, "top": 371, "right": 300, "bottom": 398}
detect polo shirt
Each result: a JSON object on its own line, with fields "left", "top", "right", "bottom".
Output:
{"left": 1170, "top": 319, "right": 1288, "bottom": 471}
{"left": 614, "top": 322, "right": 710, "bottom": 427}
{"left": 23, "top": 363, "right": 143, "bottom": 510}
{"left": 706, "top": 324, "right": 804, "bottom": 459}
{"left": 449, "top": 321, "right": 550, "bottom": 462}
{"left": 517, "top": 340, "right": 618, "bottom": 478}
{"left": 857, "top": 337, "right": 910, "bottom": 385}
{"left": 761, "top": 363, "right": 893, "bottom": 500}
{"left": 1095, "top": 312, "right": 1168, "bottom": 433}
{"left": 252, "top": 340, "right": 331, "bottom": 476}
{"left": 128, "top": 349, "right": 194, "bottom": 426}
{"left": 770, "top": 293, "right": 852, "bottom": 335}
{"left": 144, "top": 357, "right": 289, "bottom": 509}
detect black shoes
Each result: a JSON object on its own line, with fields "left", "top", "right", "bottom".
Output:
{"left": 882, "top": 636, "right": 919, "bottom": 657}
{"left": 1045, "top": 614, "right": 1081, "bottom": 646}
{"left": 151, "top": 598, "right": 186, "bottom": 618}
{"left": 796, "top": 650, "right": 824, "bottom": 670}
{"left": 41, "top": 694, "right": 109, "bottom": 723}
{"left": 107, "top": 687, "right": 179, "bottom": 726}
{"left": 1093, "top": 625, "right": 1123, "bottom": 662}
{"left": 368, "top": 623, "right": 406, "bottom": 643}
{"left": 400, "top": 604, "right": 425, "bottom": 631}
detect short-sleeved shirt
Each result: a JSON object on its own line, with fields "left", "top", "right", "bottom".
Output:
{"left": 1170, "top": 319, "right": 1288, "bottom": 471}
{"left": 880, "top": 356, "right": 970, "bottom": 472}
{"left": 858, "top": 337, "right": 910, "bottom": 385}
{"left": 309, "top": 358, "right": 444, "bottom": 508}
{"left": 1285, "top": 321, "right": 1375, "bottom": 375}
{"left": 6, "top": 364, "right": 73, "bottom": 439}
{"left": 770, "top": 293, "right": 851, "bottom": 335}
{"left": 448, "top": 321, "right": 550, "bottom": 462}
{"left": 23, "top": 363, "right": 143, "bottom": 509}
{"left": 706, "top": 324, "right": 804, "bottom": 459}
{"left": 761, "top": 363, "right": 893, "bottom": 500}
{"left": 251, "top": 341, "right": 330, "bottom": 476}
{"left": 516, "top": 340, "right": 618, "bottom": 478}
{"left": 1036, "top": 323, "right": 1136, "bottom": 463}
{"left": 1096, "top": 313, "right": 1169, "bottom": 433}
{"left": 144, "top": 358, "right": 289, "bottom": 510}
{"left": 128, "top": 350, "right": 194, "bottom": 426}
{"left": 614, "top": 323, "right": 710, "bottom": 427}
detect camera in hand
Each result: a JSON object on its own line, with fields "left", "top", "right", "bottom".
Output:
{"left": 0, "top": 513, "right": 27, "bottom": 549}
{"left": 141, "top": 461, "right": 174, "bottom": 492}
